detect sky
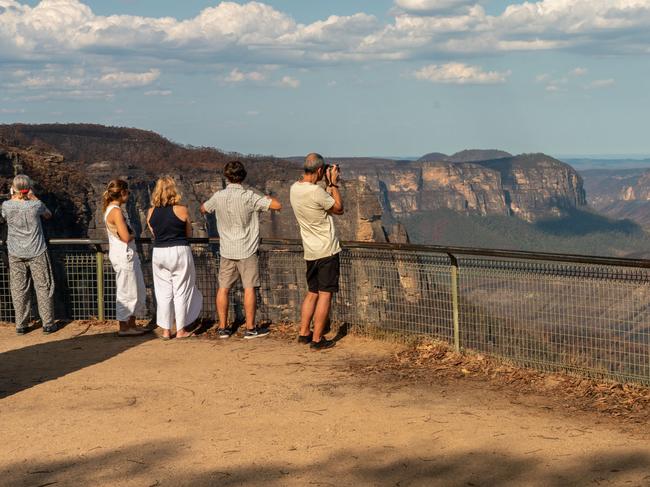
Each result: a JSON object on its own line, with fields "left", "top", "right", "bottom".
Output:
{"left": 1, "top": 0, "right": 650, "bottom": 158}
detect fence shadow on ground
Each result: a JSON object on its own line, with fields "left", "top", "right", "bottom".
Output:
{"left": 3, "top": 439, "right": 649, "bottom": 487}
{"left": 0, "top": 331, "right": 154, "bottom": 399}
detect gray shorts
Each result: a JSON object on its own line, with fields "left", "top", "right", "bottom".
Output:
{"left": 219, "top": 254, "right": 260, "bottom": 289}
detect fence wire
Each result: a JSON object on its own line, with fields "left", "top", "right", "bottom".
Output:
{"left": 458, "top": 258, "right": 650, "bottom": 384}
{"left": 0, "top": 242, "right": 649, "bottom": 385}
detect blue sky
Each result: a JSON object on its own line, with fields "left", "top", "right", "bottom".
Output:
{"left": 1, "top": 0, "right": 649, "bottom": 158}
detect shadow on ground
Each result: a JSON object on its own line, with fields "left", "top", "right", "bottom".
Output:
{"left": 0, "top": 332, "right": 153, "bottom": 399}
{"left": 3, "top": 440, "right": 650, "bottom": 487}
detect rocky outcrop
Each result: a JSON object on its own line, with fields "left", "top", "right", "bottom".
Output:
{"left": 474, "top": 154, "right": 586, "bottom": 221}
{"left": 417, "top": 149, "right": 512, "bottom": 163}
{"left": 344, "top": 154, "right": 586, "bottom": 223}
{"left": 581, "top": 168, "right": 650, "bottom": 228}
{"left": 0, "top": 124, "right": 388, "bottom": 242}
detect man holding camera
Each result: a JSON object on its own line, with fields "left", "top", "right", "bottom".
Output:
{"left": 290, "top": 153, "right": 344, "bottom": 350}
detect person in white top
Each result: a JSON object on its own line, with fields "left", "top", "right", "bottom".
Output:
{"left": 103, "top": 179, "right": 150, "bottom": 337}
{"left": 289, "top": 153, "right": 344, "bottom": 350}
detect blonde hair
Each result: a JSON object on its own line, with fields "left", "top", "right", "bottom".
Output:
{"left": 151, "top": 176, "right": 182, "bottom": 208}
{"left": 102, "top": 179, "right": 129, "bottom": 212}
{"left": 12, "top": 174, "right": 33, "bottom": 200}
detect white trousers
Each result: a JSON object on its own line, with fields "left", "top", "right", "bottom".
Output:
{"left": 109, "top": 243, "right": 146, "bottom": 322}
{"left": 152, "top": 245, "right": 203, "bottom": 330}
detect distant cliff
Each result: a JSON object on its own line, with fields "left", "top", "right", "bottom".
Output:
{"left": 0, "top": 125, "right": 588, "bottom": 245}
{"left": 0, "top": 124, "right": 388, "bottom": 242}
{"left": 418, "top": 149, "right": 512, "bottom": 163}
{"left": 581, "top": 168, "right": 650, "bottom": 228}
{"left": 343, "top": 153, "right": 586, "bottom": 223}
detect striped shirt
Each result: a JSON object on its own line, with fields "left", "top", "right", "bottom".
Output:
{"left": 203, "top": 183, "right": 271, "bottom": 260}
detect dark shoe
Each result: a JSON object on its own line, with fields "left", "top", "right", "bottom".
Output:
{"left": 243, "top": 327, "right": 270, "bottom": 340}
{"left": 310, "top": 338, "right": 335, "bottom": 351}
{"left": 218, "top": 328, "right": 232, "bottom": 339}
{"left": 42, "top": 323, "right": 60, "bottom": 335}
{"left": 16, "top": 327, "right": 28, "bottom": 335}
{"left": 298, "top": 333, "right": 313, "bottom": 344}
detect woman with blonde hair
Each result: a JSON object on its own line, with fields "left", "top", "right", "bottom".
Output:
{"left": 103, "top": 179, "right": 150, "bottom": 336}
{"left": 1, "top": 175, "right": 56, "bottom": 334}
{"left": 147, "top": 176, "right": 202, "bottom": 339}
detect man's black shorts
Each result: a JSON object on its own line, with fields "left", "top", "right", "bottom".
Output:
{"left": 306, "top": 253, "right": 340, "bottom": 294}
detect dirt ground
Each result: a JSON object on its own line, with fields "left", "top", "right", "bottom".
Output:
{"left": 1, "top": 322, "right": 649, "bottom": 487}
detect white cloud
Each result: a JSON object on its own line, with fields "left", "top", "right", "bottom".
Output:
{"left": 246, "top": 110, "right": 260, "bottom": 116}
{"left": 0, "top": 107, "right": 25, "bottom": 114}
{"left": 588, "top": 78, "right": 615, "bottom": 89}
{"left": 279, "top": 75, "right": 300, "bottom": 88}
{"left": 98, "top": 69, "right": 160, "bottom": 88}
{"left": 223, "top": 68, "right": 267, "bottom": 84}
{"left": 144, "top": 89, "right": 172, "bottom": 96}
{"left": 2, "top": 66, "right": 154, "bottom": 100}
{"left": 545, "top": 83, "right": 565, "bottom": 93}
{"left": 571, "top": 67, "right": 588, "bottom": 77}
{"left": 0, "top": 0, "right": 649, "bottom": 92}
{"left": 413, "top": 63, "right": 510, "bottom": 84}
{"left": 394, "top": 0, "right": 477, "bottom": 15}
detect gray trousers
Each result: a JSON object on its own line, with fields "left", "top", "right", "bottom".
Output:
{"left": 8, "top": 251, "right": 55, "bottom": 328}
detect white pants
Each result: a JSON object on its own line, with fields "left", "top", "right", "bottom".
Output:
{"left": 152, "top": 245, "right": 203, "bottom": 330}
{"left": 109, "top": 243, "right": 146, "bottom": 322}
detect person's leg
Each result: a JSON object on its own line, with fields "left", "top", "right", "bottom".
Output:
{"left": 217, "top": 287, "right": 230, "bottom": 329}
{"left": 152, "top": 248, "right": 174, "bottom": 338}
{"left": 132, "top": 255, "right": 148, "bottom": 328}
{"left": 299, "top": 292, "right": 319, "bottom": 336}
{"left": 29, "top": 252, "right": 56, "bottom": 329}
{"left": 243, "top": 288, "right": 256, "bottom": 331}
{"left": 8, "top": 255, "right": 31, "bottom": 330}
{"left": 114, "top": 264, "right": 135, "bottom": 332}
{"left": 300, "top": 259, "right": 321, "bottom": 337}
{"left": 171, "top": 246, "right": 203, "bottom": 338}
{"left": 311, "top": 254, "right": 340, "bottom": 345}
{"left": 238, "top": 255, "right": 260, "bottom": 331}
{"left": 217, "top": 258, "right": 238, "bottom": 331}
{"left": 312, "top": 291, "right": 333, "bottom": 342}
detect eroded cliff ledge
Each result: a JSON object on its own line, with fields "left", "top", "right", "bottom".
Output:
{"left": 343, "top": 153, "right": 586, "bottom": 223}
{"left": 0, "top": 124, "right": 388, "bottom": 242}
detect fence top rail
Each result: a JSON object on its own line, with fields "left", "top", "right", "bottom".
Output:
{"left": 2, "top": 237, "right": 650, "bottom": 269}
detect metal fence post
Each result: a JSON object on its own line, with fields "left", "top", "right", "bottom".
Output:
{"left": 448, "top": 253, "right": 460, "bottom": 352}
{"left": 95, "top": 245, "right": 105, "bottom": 321}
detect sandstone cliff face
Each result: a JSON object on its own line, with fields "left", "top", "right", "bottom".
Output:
{"left": 344, "top": 154, "right": 585, "bottom": 223}
{"left": 581, "top": 168, "right": 650, "bottom": 229}
{"left": 0, "top": 126, "right": 387, "bottom": 243}
{"left": 474, "top": 155, "right": 586, "bottom": 221}
{"left": 1, "top": 125, "right": 588, "bottom": 246}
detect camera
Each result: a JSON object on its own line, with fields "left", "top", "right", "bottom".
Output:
{"left": 324, "top": 163, "right": 340, "bottom": 186}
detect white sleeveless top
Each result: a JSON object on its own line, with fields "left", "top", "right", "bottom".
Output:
{"left": 104, "top": 204, "right": 137, "bottom": 260}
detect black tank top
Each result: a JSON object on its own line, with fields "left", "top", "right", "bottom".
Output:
{"left": 149, "top": 206, "right": 189, "bottom": 248}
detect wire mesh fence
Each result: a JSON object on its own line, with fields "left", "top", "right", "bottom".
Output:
{"left": 0, "top": 240, "right": 649, "bottom": 385}
{"left": 458, "top": 258, "right": 650, "bottom": 383}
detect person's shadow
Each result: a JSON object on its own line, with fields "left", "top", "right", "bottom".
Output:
{"left": 0, "top": 331, "right": 154, "bottom": 399}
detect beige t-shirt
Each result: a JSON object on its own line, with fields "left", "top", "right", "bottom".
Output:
{"left": 290, "top": 181, "right": 341, "bottom": 261}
